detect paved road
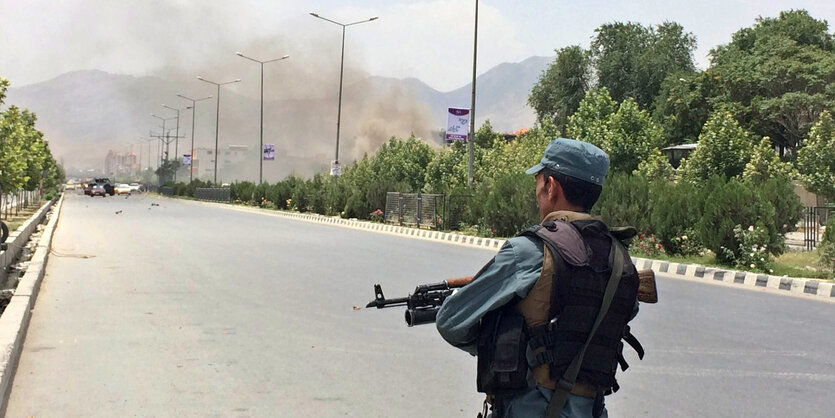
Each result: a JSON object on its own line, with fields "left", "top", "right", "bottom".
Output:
{"left": 6, "top": 193, "right": 835, "bottom": 417}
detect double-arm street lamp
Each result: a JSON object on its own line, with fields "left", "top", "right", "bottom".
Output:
{"left": 309, "top": 12, "right": 378, "bottom": 180}
{"left": 150, "top": 114, "right": 178, "bottom": 162}
{"left": 161, "top": 104, "right": 185, "bottom": 172}
{"left": 236, "top": 51, "right": 290, "bottom": 184}
{"left": 197, "top": 76, "right": 241, "bottom": 184}
{"left": 177, "top": 94, "right": 213, "bottom": 183}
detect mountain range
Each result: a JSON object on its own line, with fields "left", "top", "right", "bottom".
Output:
{"left": 4, "top": 56, "right": 552, "bottom": 179}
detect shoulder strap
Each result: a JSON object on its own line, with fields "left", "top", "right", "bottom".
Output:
{"left": 544, "top": 235, "right": 625, "bottom": 418}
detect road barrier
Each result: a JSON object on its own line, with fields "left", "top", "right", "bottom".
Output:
{"left": 195, "top": 188, "right": 231, "bottom": 202}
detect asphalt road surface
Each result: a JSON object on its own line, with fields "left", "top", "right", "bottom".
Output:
{"left": 6, "top": 193, "right": 835, "bottom": 417}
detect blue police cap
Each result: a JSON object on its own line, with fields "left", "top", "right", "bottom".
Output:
{"left": 525, "top": 137, "right": 609, "bottom": 186}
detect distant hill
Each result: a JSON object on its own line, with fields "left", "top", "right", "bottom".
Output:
{"left": 4, "top": 56, "right": 552, "bottom": 177}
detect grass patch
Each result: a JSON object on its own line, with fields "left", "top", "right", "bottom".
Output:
{"left": 631, "top": 249, "right": 834, "bottom": 281}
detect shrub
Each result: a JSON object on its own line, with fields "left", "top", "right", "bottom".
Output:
{"left": 758, "top": 178, "right": 803, "bottom": 238}
{"left": 698, "top": 178, "right": 779, "bottom": 264}
{"left": 720, "top": 224, "right": 774, "bottom": 273}
{"left": 592, "top": 172, "right": 653, "bottom": 234}
{"left": 820, "top": 217, "right": 835, "bottom": 270}
{"left": 651, "top": 180, "right": 704, "bottom": 254}
{"left": 477, "top": 172, "right": 538, "bottom": 237}
{"left": 630, "top": 234, "right": 664, "bottom": 258}
{"left": 291, "top": 180, "right": 310, "bottom": 212}
{"left": 369, "top": 209, "right": 384, "bottom": 223}
{"left": 230, "top": 181, "right": 256, "bottom": 204}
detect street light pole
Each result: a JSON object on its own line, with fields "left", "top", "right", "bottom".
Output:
{"left": 236, "top": 52, "right": 289, "bottom": 184}
{"left": 468, "top": 0, "right": 479, "bottom": 189}
{"left": 151, "top": 114, "right": 177, "bottom": 162}
{"left": 162, "top": 104, "right": 184, "bottom": 179}
{"left": 177, "top": 94, "right": 213, "bottom": 183}
{"left": 310, "top": 12, "right": 378, "bottom": 182}
{"left": 197, "top": 76, "right": 241, "bottom": 184}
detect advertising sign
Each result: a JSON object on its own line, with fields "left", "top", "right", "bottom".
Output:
{"left": 182, "top": 154, "right": 192, "bottom": 166}
{"left": 445, "top": 107, "right": 470, "bottom": 141}
{"left": 263, "top": 144, "right": 275, "bottom": 161}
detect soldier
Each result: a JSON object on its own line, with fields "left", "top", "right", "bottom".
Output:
{"left": 436, "top": 137, "right": 642, "bottom": 418}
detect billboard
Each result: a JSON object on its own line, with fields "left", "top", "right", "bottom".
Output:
{"left": 445, "top": 107, "right": 470, "bottom": 141}
{"left": 182, "top": 154, "right": 192, "bottom": 166}
{"left": 263, "top": 144, "right": 275, "bottom": 161}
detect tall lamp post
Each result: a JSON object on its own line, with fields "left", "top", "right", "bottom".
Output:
{"left": 236, "top": 51, "right": 289, "bottom": 184}
{"left": 197, "top": 76, "right": 241, "bottom": 184}
{"left": 310, "top": 12, "right": 378, "bottom": 181}
{"left": 177, "top": 94, "right": 213, "bottom": 183}
{"left": 150, "top": 114, "right": 177, "bottom": 161}
{"left": 468, "top": 0, "right": 479, "bottom": 189}
{"left": 162, "top": 104, "right": 185, "bottom": 179}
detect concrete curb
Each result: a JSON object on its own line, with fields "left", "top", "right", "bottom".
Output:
{"left": 631, "top": 256, "right": 834, "bottom": 300}
{"left": 179, "top": 199, "right": 507, "bottom": 251}
{"left": 0, "top": 199, "right": 56, "bottom": 270}
{"left": 0, "top": 194, "right": 64, "bottom": 414}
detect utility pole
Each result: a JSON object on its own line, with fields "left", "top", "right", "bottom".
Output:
{"left": 468, "top": 0, "right": 479, "bottom": 189}
{"left": 236, "top": 52, "right": 289, "bottom": 184}
{"left": 310, "top": 12, "right": 379, "bottom": 184}
{"left": 197, "top": 76, "right": 241, "bottom": 184}
{"left": 177, "top": 94, "right": 213, "bottom": 183}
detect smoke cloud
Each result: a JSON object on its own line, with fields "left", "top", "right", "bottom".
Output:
{"left": 2, "top": 1, "right": 439, "bottom": 181}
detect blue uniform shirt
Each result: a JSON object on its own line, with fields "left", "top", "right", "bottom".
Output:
{"left": 436, "top": 225, "right": 611, "bottom": 418}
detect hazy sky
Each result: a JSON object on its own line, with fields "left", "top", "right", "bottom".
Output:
{"left": 2, "top": 0, "right": 835, "bottom": 92}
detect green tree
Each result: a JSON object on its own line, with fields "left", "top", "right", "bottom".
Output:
{"left": 679, "top": 109, "right": 754, "bottom": 183}
{"left": 635, "top": 149, "right": 675, "bottom": 182}
{"left": 742, "top": 136, "right": 795, "bottom": 184}
{"left": 528, "top": 45, "right": 591, "bottom": 131}
{"left": 0, "top": 105, "right": 29, "bottom": 194}
{"left": 567, "top": 90, "right": 663, "bottom": 173}
{"left": 474, "top": 120, "right": 504, "bottom": 149}
{"left": 797, "top": 110, "right": 835, "bottom": 201}
{"left": 709, "top": 10, "right": 835, "bottom": 155}
{"left": 565, "top": 87, "right": 617, "bottom": 147}
{"left": 653, "top": 71, "right": 715, "bottom": 146}
{"left": 605, "top": 98, "right": 664, "bottom": 173}
{"left": 591, "top": 21, "right": 697, "bottom": 109}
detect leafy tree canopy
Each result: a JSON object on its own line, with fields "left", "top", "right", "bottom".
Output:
{"left": 797, "top": 110, "right": 835, "bottom": 201}
{"left": 591, "top": 21, "right": 697, "bottom": 109}
{"left": 528, "top": 45, "right": 591, "bottom": 131}
{"left": 709, "top": 9, "right": 835, "bottom": 155}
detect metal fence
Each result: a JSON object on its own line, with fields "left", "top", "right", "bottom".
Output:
{"left": 195, "top": 188, "right": 231, "bottom": 202}
{"left": 384, "top": 192, "right": 444, "bottom": 229}
{"left": 804, "top": 206, "right": 834, "bottom": 250}
{"left": 160, "top": 186, "right": 175, "bottom": 196}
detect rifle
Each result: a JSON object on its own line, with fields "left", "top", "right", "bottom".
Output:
{"left": 366, "top": 270, "right": 658, "bottom": 327}
{"left": 366, "top": 277, "right": 474, "bottom": 326}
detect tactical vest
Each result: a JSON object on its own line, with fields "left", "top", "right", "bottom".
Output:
{"left": 477, "top": 217, "right": 643, "bottom": 398}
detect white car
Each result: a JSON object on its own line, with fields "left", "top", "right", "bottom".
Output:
{"left": 129, "top": 183, "right": 142, "bottom": 192}
{"left": 115, "top": 184, "right": 132, "bottom": 195}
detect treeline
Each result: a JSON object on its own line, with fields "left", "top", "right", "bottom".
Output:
{"left": 0, "top": 77, "right": 64, "bottom": 205}
{"left": 529, "top": 10, "right": 835, "bottom": 160}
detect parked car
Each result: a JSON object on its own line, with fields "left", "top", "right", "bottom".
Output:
{"left": 90, "top": 184, "right": 108, "bottom": 197}
{"left": 129, "top": 183, "right": 142, "bottom": 193}
{"left": 115, "top": 184, "right": 132, "bottom": 195}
